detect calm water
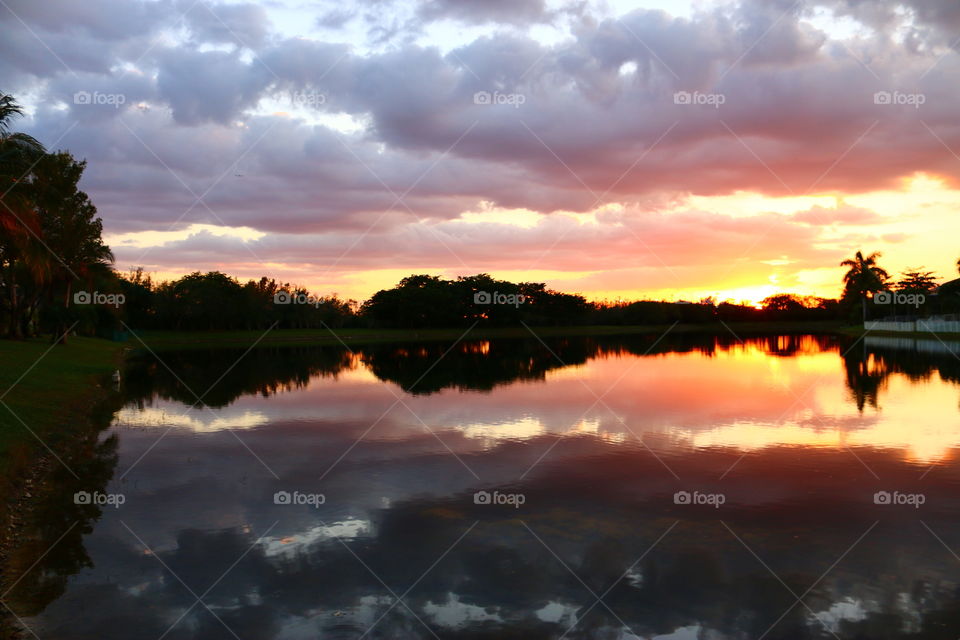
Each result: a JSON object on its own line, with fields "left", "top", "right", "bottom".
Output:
{"left": 12, "top": 333, "right": 960, "bottom": 639}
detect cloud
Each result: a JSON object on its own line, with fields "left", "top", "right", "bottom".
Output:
{"left": 110, "top": 205, "right": 852, "bottom": 298}
{"left": 156, "top": 48, "right": 272, "bottom": 125}
{"left": 316, "top": 7, "right": 357, "bottom": 29}
{"left": 417, "top": 0, "right": 551, "bottom": 25}
{"left": 1, "top": 0, "right": 166, "bottom": 41}
{"left": 792, "top": 204, "right": 883, "bottom": 225}
{"left": 181, "top": 1, "right": 271, "bottom": 49}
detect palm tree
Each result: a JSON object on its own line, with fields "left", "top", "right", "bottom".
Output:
{"left": 0, "top": 94, "right": 44, "bottom": 165}
{"left": 841, "top": 251, "right": 890, "bottom": 322}
{"left": 0, "top": 92, "right": 45, "bottom": 214}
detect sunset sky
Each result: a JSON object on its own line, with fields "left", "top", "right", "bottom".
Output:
{"left": 3, "top": 0, "right": 959, "bottom": 304}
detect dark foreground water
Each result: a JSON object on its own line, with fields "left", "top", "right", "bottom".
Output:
{"left": 11, "top": 333, "right": 960, "bottom": 639}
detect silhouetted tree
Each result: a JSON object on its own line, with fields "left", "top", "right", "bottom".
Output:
{"left": 840, "top": 250, "right": 889, "bottom": 321}
{"left": 761, "top": 294, "right": 805, "bottom": 313}
{"left": 32, "top": 151, "right": 114, "bottom": 342}
{"left": 896, "top": 269, "right": 938, "bottom": 293}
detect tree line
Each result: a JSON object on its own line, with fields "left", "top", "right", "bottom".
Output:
{"left": 27, "top": 269, "right": 845, "bottom": 334}
{"left": 95, "top": 253, "right": 956, "bottom": 336}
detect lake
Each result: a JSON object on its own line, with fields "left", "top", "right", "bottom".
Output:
{"left": 13, "top": 332, "right": 960, "bottom": 639}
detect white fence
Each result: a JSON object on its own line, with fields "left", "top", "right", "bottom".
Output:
{"left": 866, "top": 319, "right": 960, "bottom": 333}
{"left": 918, "top": 319, "right": 960, "bottom": 333}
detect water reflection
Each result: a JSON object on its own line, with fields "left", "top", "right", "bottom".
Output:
{"left": 2, "top": 397, "right": 120, "bottom": 636}
{"left": 18, "top": 333, "right": 960, "bottom": 639}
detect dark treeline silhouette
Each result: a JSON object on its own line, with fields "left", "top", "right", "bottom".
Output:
{"left": 73, "top": 248, "right": 960, "bottom": 335}
{"left": 361, "top": 273, "right": 593, "bottom": 328}
{"left": 99, "top": 249, "right": 954, "bottom": 333}
{"left": 62, "top": 251, "right": 960, "bottom": 335}
{"left": 71, "top": 269, "right": 848, "bottom": 335}
{"left": 119, "top": 269, "right": 357, "bottom": 331}
{"left": 74, "top": 247, "right": 960, "bottom": 335}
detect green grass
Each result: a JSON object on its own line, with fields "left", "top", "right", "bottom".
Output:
{"left": 0, "top": 337, "right": 121, "bottom": 474}
{"left": 127, "top": 321, "right": 845, "bottom": 351}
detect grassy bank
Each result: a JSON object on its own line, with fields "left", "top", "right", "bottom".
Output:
{"left": 128, "top": 321, "right": 845, "bottom": 351}
{"left": 0, "top": 337, "right": 121, "bottom": 475}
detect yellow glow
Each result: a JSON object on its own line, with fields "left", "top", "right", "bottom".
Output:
{"left": 685, "top": 191, "right": 838, "bottom": 217}
{"left": 105, "top": 223, "right": 265, "bottom": 248}
{"left": 460, "top": 417, "right": 545, "bottom": 445}
{"left": 458, "top": 205, "right": 543, "bottom": 228}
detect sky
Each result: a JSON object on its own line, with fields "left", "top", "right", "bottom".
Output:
{"left": 3, "top": 0, "right": 960, "bottom": 305}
